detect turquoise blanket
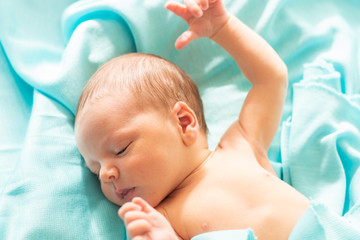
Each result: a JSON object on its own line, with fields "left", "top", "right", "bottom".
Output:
{"left": 1, "top": 0, "right": 359, "bottom": 239}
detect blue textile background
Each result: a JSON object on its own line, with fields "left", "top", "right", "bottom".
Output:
{"left": 1, "top": 0, "right": 359, "bottom": 239}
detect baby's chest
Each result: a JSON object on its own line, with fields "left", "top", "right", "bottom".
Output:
{"left": 163, "top": 158, "right": 275, "bottom": 239}
{"left": 167, "top": 185, "right": 264, "bottom": 239}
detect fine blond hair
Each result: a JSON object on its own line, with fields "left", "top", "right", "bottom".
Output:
{"left": 75, "top": 53, "right": 208, "bottom": 133}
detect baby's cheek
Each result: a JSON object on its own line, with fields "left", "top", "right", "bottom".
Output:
{"left": 100, "top": 184, "right": 122, "bottom": 206}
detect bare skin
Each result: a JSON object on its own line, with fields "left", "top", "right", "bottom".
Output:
{"left": 155, "top": 139, "right": 309, "bottom": 239}
{"left": 116, "top": 1, "right": 309, "bottom": 239}
{"left": 75, "top": 0, "right": 310, "bottom": 239}
{"left": 118, "top": 125, "right": 309, "bottom": 240}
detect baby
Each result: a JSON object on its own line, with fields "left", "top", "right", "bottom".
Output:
{"left": 74, "top": 0, "right": 310, "bottom": 239}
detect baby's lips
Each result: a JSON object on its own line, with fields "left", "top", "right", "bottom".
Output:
{"left": 115, "top": 187, "right": 136, "bottom": 201}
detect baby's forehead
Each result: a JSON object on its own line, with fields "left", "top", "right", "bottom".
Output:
{"left": 87, "top": 91, "right": 169, "bottom": 119}
{"left": 76, "top": 95, "right": 171, "bottom": 141}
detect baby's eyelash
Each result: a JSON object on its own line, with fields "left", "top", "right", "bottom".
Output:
{"left": 117, "top": 145, "right": 129, "bottom": 155}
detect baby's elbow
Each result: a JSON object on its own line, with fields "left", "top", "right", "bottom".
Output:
{"left": 281, "top": 63, "right": 288, "bottom": 84}
{"left": 276, "top": 61, "right": 288, "bottom": 89}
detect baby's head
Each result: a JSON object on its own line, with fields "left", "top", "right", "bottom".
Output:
{"left": 74, "top": 53, "right": 208, "bottom": 207}
{"left": 76, "top": 53, "right": 207, "bottom": 133}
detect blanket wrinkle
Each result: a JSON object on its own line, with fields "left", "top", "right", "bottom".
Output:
{"left": 1, "top": 0, "right": 360, "bottom": 239}
{"left": 282, "top": 58, "right": 360, "bottom": 219}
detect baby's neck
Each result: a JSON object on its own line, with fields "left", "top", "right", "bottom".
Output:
{"left": 161, "top": 133, "right": 212, "bottom": 203}
{"left": 173, "top": 147, "right": 213, "bottom": 193}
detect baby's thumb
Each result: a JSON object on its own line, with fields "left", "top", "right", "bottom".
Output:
{"left": 132, "top": 197, "right": 155, "bottom": 214}
{"left": 175, "top": 30, "right": 198, "bottom": 50}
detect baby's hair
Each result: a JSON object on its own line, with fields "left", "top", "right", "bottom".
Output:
{"left": 76, "top": 53, "right": 208, "bottom": 134}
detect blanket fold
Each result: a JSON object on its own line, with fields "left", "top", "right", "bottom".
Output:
{"left": 1, "top": 0, "right": 360, "bottom": 239}
{"left": 187, "top": 59, "right": 360, "bottom": 240}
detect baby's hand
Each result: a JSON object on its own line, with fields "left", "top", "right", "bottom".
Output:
{"left": 119, "top": 197, "right": 178, "bottom": 240}
{"left": 165, "top": 0, "right": 230, "bottom": 49}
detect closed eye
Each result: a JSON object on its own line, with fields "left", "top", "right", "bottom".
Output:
{"left": 117, "top": 145, "right": 129, "bottom": 156}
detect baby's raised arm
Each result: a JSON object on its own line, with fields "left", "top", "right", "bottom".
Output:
{"left": 167, "top": 0, "right": 288, "bottom": 173}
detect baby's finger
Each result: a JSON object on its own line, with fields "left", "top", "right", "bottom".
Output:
{"left": 198, "top": 0, "right": 209, "bottom": 10}
{"left": 127, "top": 219, "right": 152, "bottom": 238}
{"left": 184, "top": 0, "right": 203, "bottom": 17}
{"left": 132, "top": 197, "right": 156, "bottom": 214}
{"left": 123, "top": 210, "right": 148, "bottom": 226}
{"left": 118, "top": 202, "right": 141, "bottom": 219}
{"left": 175, "top": 30, "right": 198, "bottom": 50}
{"left": 133, "top": 236, "right": 148, "bottom": 240}
{"left": 165, "top": 1, "right": 193, "bottom": 20}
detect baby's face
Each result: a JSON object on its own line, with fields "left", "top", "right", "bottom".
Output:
{"left": 75, "top": 92, "right": 187, "bottom": 207}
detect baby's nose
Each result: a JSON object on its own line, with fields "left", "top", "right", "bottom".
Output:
{"left": 99, "top": 166, "right": 119, "bottom": 182}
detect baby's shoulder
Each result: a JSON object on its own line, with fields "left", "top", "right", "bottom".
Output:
{"left": 217, "top": 121, "right": 269, "bottom": 168}
{"left": 216, "top": 127, "right": 257, "bottom": 162}
{"left": 218, "top": 121, "right": 251, "bottom": 149}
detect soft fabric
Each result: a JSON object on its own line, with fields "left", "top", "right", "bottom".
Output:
{"left": 289, "top": 202, "right": 360, "bottom": 240}
{"left": 191, "top": 229, "right": 256, "bottom": 240}
{"left": 191, "top": 201, "right": 360, "bottom": 240}
{"left": 1, "top": 0, "right": 360, "bottom": 239}
{"left": 282, "top": 59, "right": 360, "bottom": 215}
{"left": 193, "top": 60, "right": 360, "bottom": 239}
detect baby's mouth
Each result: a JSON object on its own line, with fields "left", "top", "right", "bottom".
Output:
{"left": 116, "top": 187, "right": 136, "bottom": 200}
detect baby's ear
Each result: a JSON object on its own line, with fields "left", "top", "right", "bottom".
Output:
{"left": 171, "top": 101, "right": 198, "bottom": 146}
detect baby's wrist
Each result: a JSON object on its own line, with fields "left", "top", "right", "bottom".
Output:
{"left": 210, "top": 13, "right": 233, "bottom": 42}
